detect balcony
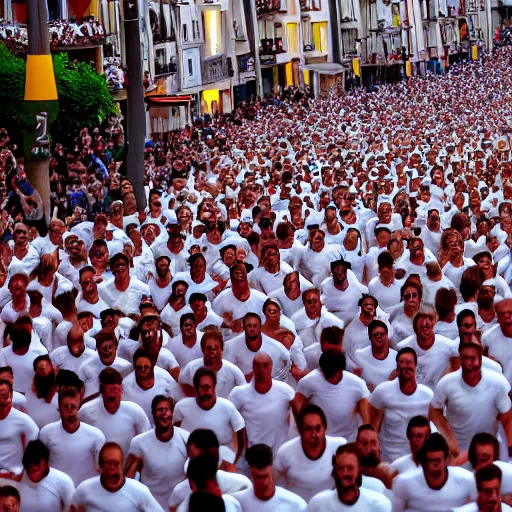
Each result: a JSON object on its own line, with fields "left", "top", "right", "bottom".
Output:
{"left": 256, "top": 0, "right": 282, "bottom": 17}
{"left": 155, "top": 61, "right": 177, "bottom": 77}
{"left": 201, "top": 54, "right": 231, "bottom": 85}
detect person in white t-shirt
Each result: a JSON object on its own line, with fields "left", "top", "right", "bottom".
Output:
{"left": 453, "top": 463, "right": 512, "bottom": 512}
{"left": 149, "top": 255, "right": 174, "bottom": 311}
{"left": 232, "top": 443, "right": 306, "bottom": 511}
{"left": 174, "top": 367, "right": 246, "bottom": 465}
{"left": 126, "top": 395, "right": 188, "bottom": 507}
{"left": 167, "top": 313, "right": 204, "bottom": 368}
{"left": 430, "top": 338, "right": 512, "bottom": 457}
{"left": 370, "top": 347, "right": 434, "bottom": 462}
{"left": 392, "top": 433, "right": 477, "bottom": 512}
{"left": 368, "top": 251, "right": 405, "bottom": 314}
{"left": 179, "top": 326, "right": 245, "bottom": 398}
{"left": 49, "top": 323, "right": 95, "bottom": 375}
{"left": 25, "top": 355, "right": 59, "bottom": 429}
{"left": 228, "top": 352, "right": 294, "bottom": 455}
{"left": 39, "top": 387, "right": 106, "bottom": 486}
{"left": 178, "top": 455, "right": 241, "bottom": 512}
{"left": 354, "top": 319, "right": 397, "bottom": 391}
{"left": 389, "top": 415, "right": 431, "bottom": 476}
{"left": 307, "top": 442, "right": 392, "bottom": 511}
{"left": 122, "top": 349, "right": 182, "bottom": 424}
{"left": 19, "top": 439, "right": 75, "bottom": 512}
{"left": 76, "top": 266, "right": 109, "bottom": 318}
{"left": 482, "top": 299, "right": 512, "bottom": 370}
{"left": 78, "top": 327, "right": 132, "bottom": 399}
{"left": 0, "top": 379, "right": 39, "bottom": 477}
{"left": 0, "top": 485, "right": 21, "bottom": 512}
{"left": 293, "top": 350, "right": 370, "bottom": 441}
{"left": 79, "top": 367, "right": 151, "bottom": 457}
{"left": 71, "top": 442, "right": 164, "bottom": 512}
{"left": 167, "top": 428, "right": 252, "bottom": 511}
{"left": 274, "top": 404, "right": 347, "bottom": 502}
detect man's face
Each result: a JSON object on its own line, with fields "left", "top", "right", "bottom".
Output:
{"left": 253, "top": 355, "right": 273, "bottom": 382}
{"left": 60, "top": 395, "right": 80, "bottom": 429}
{"left": 203, "top": 338, "right": 222, "bottom": 366}
{"left": 497, "top": 306, "right": 512, "bottom": 336}
{"left": 66, "top": 236, "right": 82, "bottom": 258}
{"left": 425, "top": 450, "right": 446, "bottom": 480}
{"left": 181, "top": 319, "right": 196, "bottom": 338}
{"left": 284, "top": 274, "right": 300, "bottom": 297}
{"left": 409, "top": 426, "right": 430, "bottom": 456}
{"left": 370, "top": 326, "right": 388, "bottom": 352}
{"left": 14, "top": 225, "right": 28, "bottom": 246}
{"left": 332, "top": 264, "right": 347, "bottom": 286}
{"left": 9, "top": 276, "right": 26, "bottom": 300}
{"left": 403, "top": 286, "right": 420, "bottom": 313}
{"left": 304, "top": 292, "right": 321, "bottom": 319}
{"left": 475, "top": 443, "right": 496, "bottom": 471}
{"left": 191, "top": 257, "right": 206, "bottom": 281}
{"left": 409, "top": 240, "right": 424, "bottom": 261}
{"left": 416, "top": 316, "right": 434, "bottom": 340}
{"left": 100, "top": 446, "right": 124, "bottom": 485}
{"left": 98, "top": 339, "right": 117, "bottom": 366}
{"left": 67, "top": 332, "right": 84, "bottom": 357}
{"left": 459, "top": 315, "right": 476, "bottom": 339}
{"left": 378, "top": 203, "right": 392, "bottom": 224}
{"left": 0, "top": 495, "right": 19, "bottom": 512}
{"left": 112, "top": 258, "right": 129, "bottom": 279}
{"left": 27, "top": 457, "right": 49, "bottom": 483}
{"left": 153, "top": 399, "right": 173, "bottom": 429}
{"left": 80, "top": 270, "right": 97, "bottom": 296}
{"left": 360, "top": 298, "right": 375, "bottom": 318}
{"left": 196, "top": 375, "right": 216, "bottom": 409}
{"left": 191, "top": 299, "right": 207, "bottom": 319}
{"left": 375, "top": 230, "right": 390, "bottom": 248}
{"left": 244, "top": 317, "right": 261, "bottom": 339}
{"left": 250, "top": 465, "right": 274, "bottom": 500}
{"left": 175, "top": 284, "right": 187, "bottom": 298}
{"left": 263, "top": 248, "right": 279, "bottom": 269}
{"left": 90, "top": 246, "right": 109, "bottom": 269}
{"left": 477, "top": 478, "right": 501, "bottom": 512}
{"left": 477, "top": 256, "right": 493, "bottom": 276}
{"left": 0, "top": 383, "right": 12, "bottom": 410}
{"left": 231, "top": 264, "right": 248, "bottom": 284}
{"left": 301, "top": 413, "right": 326, "bottom": 450}
{"left": 101, "top": 383, "right": 123, "bottom": 410}
{"left": 333, "top": 452, "right": 360, "bottom": 491}
{"left": 397, "top": 352, "right": 416, "bottom": 380}
{"left": 356, "top": 429, "right": 380, "bottom": 466}
{"left": 310, "top": 231, "right": 325, "bottom": 252}
{"left": 134, "top": 356, "right": 153, "bottom": 380}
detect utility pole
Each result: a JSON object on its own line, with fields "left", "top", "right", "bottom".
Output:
{"left": 24, "top": 0, "right": 58, "bottom": 226}
{"left": 123, "top": 0, "right": 147, "bottom": 209}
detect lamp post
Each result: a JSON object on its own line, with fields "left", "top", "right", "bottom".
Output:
{"left": 24, "top": 0, "right": 58, "bottom": 226}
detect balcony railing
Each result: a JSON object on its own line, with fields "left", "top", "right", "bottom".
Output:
{"left": 155, "top": 61, "right": 177, "bottom": 76}
{"left": 201, "top": 54, "right": 231, "bottom": 84}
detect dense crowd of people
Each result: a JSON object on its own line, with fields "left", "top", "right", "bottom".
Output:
{"left": 2, "top": 43, "right": 512, "bottom": 511}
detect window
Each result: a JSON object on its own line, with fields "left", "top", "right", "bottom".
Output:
{"left": 341, "top": 28, "right": 357, "bottom": 55}
{"left": 302, "top": 16, "right": 313, "bottom": 50}
{"left": 275, "top": 22, "right": 284, "bottom": 52}
{"left": 203, "top": 10, "right": 222, "bottom": 56}
{"left": 312, "top": 21, "right": 327, "bottom": 53}
{"left": 188, "top": 58, "right": 194, "bottom": 76}
{"left": 286, "top": 23, "right": 299, "bottom": 54}
{"left": 232, "top": 0, "right": 246, "bottom": 39}
{"left": 193, "top": 20, "right": 201, "bottom": 40}
{"left": 155, "top": 48, "right": 166, "bottom": 74}
{"left": 183, "top": 23, "right": 188, "bottom": 41}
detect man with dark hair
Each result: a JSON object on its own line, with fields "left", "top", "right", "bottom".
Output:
{"left": 430, "top": 336, "right": 512, "bottom": 458}
{"left": 274, "top": 404, "right": 347, "bottom": 502}
{"left": 167, "top": 312, "right": 203, "bottom": 368}
{"left": 308, "top": 443, "right": 392, "bottom": 511}
{"left": 293, "top": 350, "right": 370, "bottom": 441}
{"left": 19, "top": 439, "right": 75, "bottom": 511}
{"left": 50, "top": 322, "right": 95, "bottom": 374}
{"left": 232, "top": 444, "right": 306, "bottom": 510}
{"left": 392, "top": 433, "right": 476, "bottom": 511}
{"left": 174, "top": 368, "right": 246, "bottom": 465}
{"left": 0, "top": 485, "right": 20, "bottom": 512}
{"left": 71, "top": 442, "right": 163, "bottom": 511}
{"left": 248, "top": 243, "right": 294, "bottom": 295}
{"left": 369, "top": 347, "right": 433, "bottom": 462}
{"left": 0, "top": 378, "right": 38, "bottom": 479}
{"left": 189, "top": 292, "right": 223, "bottom": 331}
{"left": 224, "top": 313, "right": 290, "bottom": 382}
{"left": 390, "top": 415, "right": 431, "bottom": 475}
{"left": 79, "top": 367, "right": 150, "bottom": 456}
{"left": 452, "top": 464, "right": 511, "bottom": 512}
{"left": 126, "top": 395, "right": 188, "bottom": 508}
{"left": 39, "top": 387, "right": 106, "bottom": 486}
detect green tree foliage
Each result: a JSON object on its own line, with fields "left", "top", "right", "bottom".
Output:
{"left": 0, "top": 43, "right": 117, "bottom": 144}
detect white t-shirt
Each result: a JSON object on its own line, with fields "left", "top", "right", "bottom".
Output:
{"left": 19, "top": 467, "right": 75, "bottom": 512}
{"left": 78, "top": 354, "right": 133, "bottom": 398}
{"left": 389, "top": 453, "right": 420, "bottom": 475}
{"left": 149, "top": 278, "right": 174, "bottom": 312}
{"left": 232, "top": 485, "right": 307, "bottom": 511}
{"left": 249, "top": 262, "right": 295, "bottom": 295}
{"left": 173, "top": 397, "right": 245, "bottom": 446}
{"left": 0, "top": 343, "right": 48, "bottom": 394}
{"left": 453, "top": 503, "right": 512, "bottom": 512}
{"left": 167, "top": 332, "right": 204, "bottom": 368}
{"left": 228, "top": 380, "right": 294, "bottom": 454}
{"left": 0, "top": 408, "right": 39, "bottom": 474}
{"left": 128, "top": 427, "right": 188, "bottom": 507}
{"left": 274, "top": 435, "right": 347, "bottom": 502}
{"left": 168, "top": 469, "right": 252, "bottom": 509}
{"left": 76, "top": 295, "right": 110, "bottom": 318}
{"left": 354, "top": 346, "right": 398, "bottom": 390}
{"left": 224, "top": 333, "right": 291, "bottom": 380}
{"left": 50, "top": 346, "right": 96, "bottom": 375}
{"left": 177, "top": 493, "right": 241, "bottom": 512}
{"left": 392, "top": 466, "right": 477, "bottom": 512}
{"left": 397, "top": 334, "right": 458, "bottom": 389}
{"left": 79, "top": 398, "right": 151, "bottom": 457}
{"left": 431, "top": 368, "right": 511, "bottom": 451}
{"left": 482, "top": 324, "right": 512, "bottom": 369}
{"left": 179, "top": 358, "right": 246, "bottom": 398}
{"left": 212, "top": 288, "right": 268, "bottom": 322}
{"left": 98, "top": 277, "right": 150, "bottom": 314}
{"left": 160, "top": 304, "right": 192, "bottom": 338}
{"left": 71, "top": 475, "right": 164, "bottom": 512}
{"left": 369, "top": 378, "right": 433, "bottom": 462}
{"left": 25, "top": 387, "right": 60, "bottom": 429}
{"left": 368, "top": 277, "right": 405, "bottom": 314}
{"left": 39, "top": 421, "right": 106, "bottom": 486}
{"left": 296, "top": 369, "right": 370, "bottom": 441}
{"left": 308, "top": 487, "right": 392, "bottom": 512}
{"left": 122, "top": 366, "right": 182, "bottom": 425}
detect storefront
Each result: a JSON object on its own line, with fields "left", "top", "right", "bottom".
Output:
{"left": 304, "top": 62, "right": 345, "bottom": 97}
{"left": 144, "top": 95, "right": 193, "bottom": 134}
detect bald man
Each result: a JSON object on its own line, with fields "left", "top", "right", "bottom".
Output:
{"left": 50, "top": 324, "right": 95, "bottom": 374}
{"left": 228, "top": 352, "right": 295, "bottom": 455}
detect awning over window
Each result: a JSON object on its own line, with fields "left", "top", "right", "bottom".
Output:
{"left": 145, "top": 95, "right": 193, "bottom": 107}
{"left": 304, "top": 63, "right": 345, "bottom": 75}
